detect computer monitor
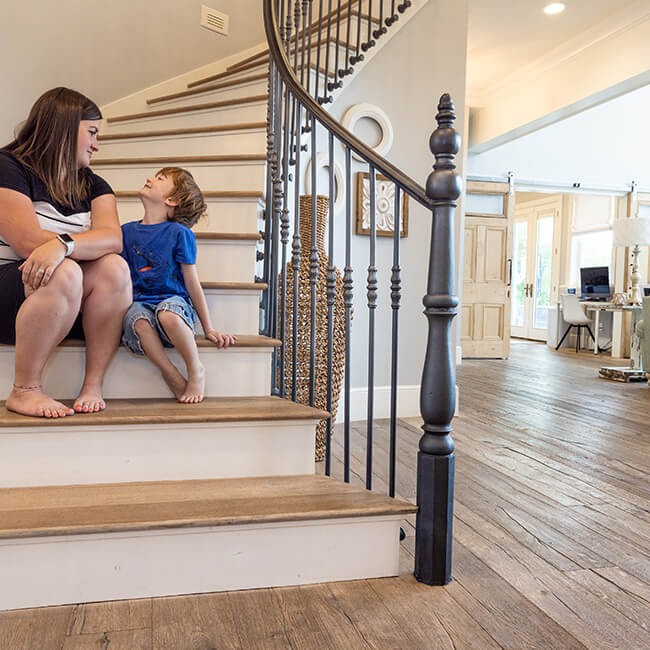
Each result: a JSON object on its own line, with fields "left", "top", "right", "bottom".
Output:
{"left": 580, "top": 266, "right": 610, "bottom": 297}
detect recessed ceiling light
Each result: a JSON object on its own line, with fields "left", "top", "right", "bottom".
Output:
{"left": 544, "top": 3, "right": 566, "bottom": 14}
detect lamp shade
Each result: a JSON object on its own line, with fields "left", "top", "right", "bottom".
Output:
{"left": 612, "top": 216, "right": 650, "bottom": 247}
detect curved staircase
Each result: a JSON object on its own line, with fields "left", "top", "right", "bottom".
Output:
{"left": 0, "top": 4, "right": 420, "bottom": 611}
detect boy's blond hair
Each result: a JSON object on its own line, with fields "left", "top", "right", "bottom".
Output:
{"left": 157, "top": 167, "right": 207, "bottom": 228}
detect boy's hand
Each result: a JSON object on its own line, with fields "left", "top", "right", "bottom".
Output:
{"left": 205, "top": 329, "right": 237, "bottom": 348}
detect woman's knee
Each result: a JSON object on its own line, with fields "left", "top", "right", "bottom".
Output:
{"left": 99, "top": 254, "right": 131, "bottom": 291}
{"left": 49, "top": 259, "right": 83, "bottom": 302}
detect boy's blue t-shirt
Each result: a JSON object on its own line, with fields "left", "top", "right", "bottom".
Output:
{"left": 121, "top": 220, "right": 197, "bottom": 303}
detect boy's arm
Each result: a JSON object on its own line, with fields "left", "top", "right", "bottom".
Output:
{"left": 181, "top": 263, "right": 237, "bottom": 348}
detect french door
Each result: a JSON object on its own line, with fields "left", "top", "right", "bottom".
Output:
{"left": 511, "top": 199, "right": 558, "bottom": 341}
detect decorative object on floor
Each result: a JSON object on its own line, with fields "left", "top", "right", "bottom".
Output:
{"left": 598, "top": 367, "right": 647, "bottom": 382}
{"left": 639, "top": 296, "right": 649, "bottom": 383}
{"left": 356, "top": 172, "right": 409, "bottom": 237}
{"left": 304, "top": 153, "right": 344, "bottom": 214}
{"left": 556, "top": 294, "right": 595, "bottom": 352}
{"left": 342, "top": 103, "right": 394, "bottom": 162}
{"left": 279, "top": 195, "right": 346, "bottom": 460}
{"left": 612, "top": 292, "right": 627, "bottom": 306}
{"left": 612, "top": 215, "right": 650, "bottom": 305}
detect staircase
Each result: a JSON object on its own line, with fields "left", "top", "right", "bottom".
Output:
{"left": 0, "top": 4, "right": 420, "bottom": 612}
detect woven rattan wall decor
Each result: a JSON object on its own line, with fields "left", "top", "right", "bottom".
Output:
{"left": 279, "top": 195, "right": 346, "bottom": 461}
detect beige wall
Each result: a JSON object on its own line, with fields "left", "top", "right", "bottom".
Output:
{"left": 0, "top": 0, "right": 265, "bottom": 143}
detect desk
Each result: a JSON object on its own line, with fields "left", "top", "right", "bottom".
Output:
{"left": 581, "top": 301, "right": 642, "bottom": 359}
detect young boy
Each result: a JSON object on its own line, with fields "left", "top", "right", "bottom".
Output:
{"left": 121, "top": 167, "right": 236, "bottom": 403}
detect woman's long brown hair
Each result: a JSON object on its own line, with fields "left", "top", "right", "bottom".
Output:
{"left": 3, "top": 87, "right": 102, "bottom": 208}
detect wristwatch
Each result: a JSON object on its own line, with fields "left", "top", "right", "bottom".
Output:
{"left": 56, "top": 233, "right": 75, "bottom": 257}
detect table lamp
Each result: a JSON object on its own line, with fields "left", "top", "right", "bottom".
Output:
{"left": 612, "top": 216, "right": 650, "bottom": 305}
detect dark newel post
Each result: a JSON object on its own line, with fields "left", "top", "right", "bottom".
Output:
{"left": 414, "top": 93, "right": 461, "bottom": 586}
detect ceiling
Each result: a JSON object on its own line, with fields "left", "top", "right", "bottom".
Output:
{"left": 467, "top": 0, "right": 644, "bottom": 102}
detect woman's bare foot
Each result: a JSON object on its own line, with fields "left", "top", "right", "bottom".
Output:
{"left": 6, "top": 386, "right": 74, "bottom": 418}
{"left": 161, "top": 364, "right": 188, "bottom": 400}
{"left": 179, "top": 363, "right": 205, "bottom": 404}
{"left": 74, "top": 383, "right": 106, "bottom": 413}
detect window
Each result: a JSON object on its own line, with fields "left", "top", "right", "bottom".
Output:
{"left": 569, "top": 229, "right": 613, "bottom": 290}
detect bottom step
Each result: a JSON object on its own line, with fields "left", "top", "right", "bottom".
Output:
{"left": 0, "top": 475, "right": 417, "bottom": 611}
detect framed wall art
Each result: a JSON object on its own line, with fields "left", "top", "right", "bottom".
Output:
{"left": 355, "top": 172, "right": 409, "bottom": 237}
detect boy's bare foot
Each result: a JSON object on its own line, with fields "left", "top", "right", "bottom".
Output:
{"left": 6, "top": 386, "right": 74, "bottom": 418}
{"left": 74, "top": 383, "right": 106, "bottom": 413}
{"left": 180, "top": 363, "right": 205, "bottom": 404}
{"left": 161, "top": 365, "right": 187, "bottom": 400}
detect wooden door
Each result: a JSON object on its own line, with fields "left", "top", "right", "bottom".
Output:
{"left": 461, "top": 180, "right": 514, "bottom": 358}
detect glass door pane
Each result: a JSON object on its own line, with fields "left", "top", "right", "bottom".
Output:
{"left": 511, "top": 221, "right": 527, "bottom": 328}
{"left": 533, "top": 216, "right": 553, "bottom": 330}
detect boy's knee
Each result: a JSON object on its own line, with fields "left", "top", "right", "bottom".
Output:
{"left": 133, "top": 317, "right": 153, "bottom": 335}
{"left": 156, "top": 309, "right": 182, "bottom": 330}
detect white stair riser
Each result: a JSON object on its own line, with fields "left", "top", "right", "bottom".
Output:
{"left": 0, "top": 420, "right": 317, "bottom": 488}
{"left": 0, "top": 517, "right": 401, "bottom": 610}
{"left": 95, "top": 161, "right": 267, "bottom": 193}
{"left": 0, "top": 346, "right": 273, "bottom": 400}
{"left": 98, "top": 130, "right": 266, "bottom": 158}
{"left": 117, "top": 197, "right": 263, "bottom": 234}
{"left": 197, "top": 239, "right": 258, "bottom": 283}
{"left": 102, "top": 101, "right": 268, "bottom": 133}
{"left": 201, "top": 289, "right": 261, "bottom": 335}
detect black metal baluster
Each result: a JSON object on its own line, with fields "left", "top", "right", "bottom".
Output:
{"left": 320, "top": 0, "right": 333, "bottom": 103}
{"left": 300, "top": 1, "right": 310, "bottom": 134}
{"left": 386, "top": 0, "right": 397, "bottom": 26}
{"left": 374, "top": 0, "right": 386, "bottom": 38}
{"left": 314, "top": 0, "right": 324, "bottom": 100}
{"left": 328, "top": 0, "right": 343, "bottom": 92}
{"left": 305, "top": 0, "right": 314, "bottom": 100}
{"left": 389, "top": 185, "right": 401, "bottom": 497}
{"left": 398, "top": 0, "right": 411, "bottom": 13}
{"left": 363, "top": 0, "right": 375, "bottom": 51}
{"left": 309, "top": 116, "right": 319, "bottom": 407}
{"left": 343, "top": 145, "right": 353, "bottom": 483}
{"left": 291, "top": 97, "right": 304, "bottom": 401}
{"left": 350, "top": 0, "right": 364, "bottom": 64}
{"left": 414, "top": 94, "right": 460, "bottom": 586}
{"left": 366, "top": 165, "right": 377, "bottom": 490}
{"left": 343, "top": 0, "right": 353, "bottom": 75}
{"left": 289, "top": 0, "right": 301, "bottom": 164}
{"left": 325, "top": 131, "right": 335, "bottom": 476}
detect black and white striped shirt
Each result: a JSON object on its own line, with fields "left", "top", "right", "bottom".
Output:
{"left": 0, "top": 150, "right": 114, "bottom": 264}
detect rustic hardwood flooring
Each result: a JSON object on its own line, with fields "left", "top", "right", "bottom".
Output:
{"left": 1, "top": 340, "right": 648, "bottom": 649}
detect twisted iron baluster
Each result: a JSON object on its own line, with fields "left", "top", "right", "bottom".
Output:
{"left": 366, "top": 165, "right": 377, "bottom": 490}
{"left": 343, "top": 146, "right": 353, "bottom": 483}
{"left": 389, "top": 185, "right": 401, "bottom": 497}
{"left": 325, "top": 131, "right": 335, "bottom": 476}
{"left": 309, "top": 117, "right": 319, "bottom": 407}
{"left": 415, "top": 94, "right": 460, "bottom": 586}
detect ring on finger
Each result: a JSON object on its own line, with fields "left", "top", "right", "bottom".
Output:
{"left": 37, "top": 268, "right": 45, "bottom": 274}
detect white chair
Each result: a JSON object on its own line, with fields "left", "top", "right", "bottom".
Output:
{"left": 556, "top": 294, "right": 595, "bottom": 352}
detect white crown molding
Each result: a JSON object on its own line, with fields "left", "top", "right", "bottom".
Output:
{"left": 473, "top": 0, "right": 650, "bottom": 106}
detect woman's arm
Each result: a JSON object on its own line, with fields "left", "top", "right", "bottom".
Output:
{"left": 181, "top": 263, "right": 236, "bottom": 348}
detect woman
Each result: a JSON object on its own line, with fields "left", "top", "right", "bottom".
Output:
{"left": 0, "top": 87, "right": 131, "bottom": 418}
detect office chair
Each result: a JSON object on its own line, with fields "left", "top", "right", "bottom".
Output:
{"left": 556, "top": 294, "right": 596, "bottom": 352}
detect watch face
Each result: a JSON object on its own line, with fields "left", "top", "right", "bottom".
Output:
{"left": 59, "top": 234, "right": 73, "bottom": 243}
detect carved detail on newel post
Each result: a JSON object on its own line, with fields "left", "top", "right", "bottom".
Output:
{"left": 415, "top": 93, "right": 461, "bottom": 586}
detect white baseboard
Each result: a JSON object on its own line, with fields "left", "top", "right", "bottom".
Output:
{"left": 456, "top": 345, "right": 462, "bottom": 365}
{"left": 335, "top": 385, "right": 420, "bottom": 424}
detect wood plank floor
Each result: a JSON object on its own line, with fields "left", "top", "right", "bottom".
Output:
{"left": 1, "top": 340, "right": 648, "bottom": 649}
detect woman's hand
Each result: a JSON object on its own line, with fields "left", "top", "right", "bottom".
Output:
{"left": 18, "top": 238, "right": 66, "bottom": 290}
{"left": 205, "top": 329, "right": 237, "bottom": 349}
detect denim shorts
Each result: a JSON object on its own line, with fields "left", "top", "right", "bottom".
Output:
{"left": 122, "top": 295, "right": 197, "bottom": 355}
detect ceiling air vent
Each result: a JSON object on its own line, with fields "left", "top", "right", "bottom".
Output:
{"left": 201, "top": 5, "right": 229, "bottom": 36}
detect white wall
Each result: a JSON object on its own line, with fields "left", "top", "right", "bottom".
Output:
{"left": 467, "top": 83, "right": 650, "bottom": 190}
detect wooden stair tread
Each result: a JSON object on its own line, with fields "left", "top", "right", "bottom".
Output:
{"left": 0, "top": 475, "right": 416, "bottom": 539}
{"left": 115, "top": 190, "right": 264, "bottom": 199}
{"left": 0, "top": 396, "right": 328, "bottom": 429}
{"left": 148, "top": 73, "right": 269, "bottom": 104}
{"left": 195, "top": 231, "right": 261, "bottom": 241}
{"left": 99, "top": 122, "right": 266, "bottom": 141}
{"left": 200, "top": 281, "right": 267, "bottom": 290}
{"left": 92, "top": 154, "right": 266, "bottom": 166}
{"left": 106, "top": 95, "right": 268, "bottom": 124}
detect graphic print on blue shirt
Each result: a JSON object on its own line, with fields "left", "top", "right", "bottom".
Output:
{"left": 121, "top": 220, "right": 197, "bottom": 303}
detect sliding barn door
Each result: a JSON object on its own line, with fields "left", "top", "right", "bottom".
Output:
{"left": 461, "top": 180, "right": 514, "bottom": 359}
